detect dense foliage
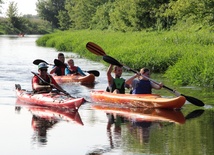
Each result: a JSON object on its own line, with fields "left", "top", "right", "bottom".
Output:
{"left": 1, "top": 0, "right": 213, "bottom": 33}
{"left": 36, "top": 30, "right": 214, "bottom": 87}
{"left": 54, "top": 0, "right": 214, "bottom": 31}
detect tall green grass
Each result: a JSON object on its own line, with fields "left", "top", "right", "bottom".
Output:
{"left": 36, "top": 30, "right": 214, "bottom": 87}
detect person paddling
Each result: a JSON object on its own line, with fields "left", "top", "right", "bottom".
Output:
{"left": 106, "top": 64, "right": 129, "bottom": 94}
{"left": 65, "top": 58, "right": 86, "bottom": 76}
{"left": 32, "top": 62, "right": 64, "bottom": 93}
{"left": 50, "top": 53, "right": 67, "bottom": 76}
{"left": 126, "top": 68, "right": 163, "bottom": 94}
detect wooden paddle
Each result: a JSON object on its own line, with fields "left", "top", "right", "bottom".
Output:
{"left": 86, "top": 42, "right": 106, "bottom": 56}
{"left": 33, "top": 59, "right": 100, "bottom": 77}
{"left": 31, "top": 71, "right": 73, "bottom": 98}
{"left": 86, "top": 42, "right": 205, "bottom": 107}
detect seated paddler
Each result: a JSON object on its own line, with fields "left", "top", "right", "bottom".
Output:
{"left": 32, "top": 62, "right": 64, "bottom": 93}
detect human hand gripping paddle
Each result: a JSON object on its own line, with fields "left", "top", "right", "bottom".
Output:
{"left": 31, "top": 71, "right": 73, "bottom": 98}
{"left": 86, "top": 42, "right": 204, "bottom": 107}
{"left": 33, "top": 59, "right": 100, "bottom": 77}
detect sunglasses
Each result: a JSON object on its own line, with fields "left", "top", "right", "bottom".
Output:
{"left": 40, "top": 68, "right": 47, "bottom": 72}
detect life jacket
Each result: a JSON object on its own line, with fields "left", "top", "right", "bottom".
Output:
{"left": 32, "top": 74, "right": 52, "bottom": 92}
{"left": 68, "top": 66, "right": 78, "bottom": 74}
{"left": 55, "top": 65, "right": 66, "bottom": 76}
{"left": 132, "top": 80, "right": 152, "bottom": 94}
{"left": 106, "top": 78, "right": 125, "bottom": 94}
{"left": 38, "top": 74, "right": 52, "bottom": 85}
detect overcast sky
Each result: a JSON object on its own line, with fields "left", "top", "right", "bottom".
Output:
{"left": 1, "top": 0, "right": 37, "bottom": 16}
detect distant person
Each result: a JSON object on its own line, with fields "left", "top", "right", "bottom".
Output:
{"left": 50, "top": 53, "right": 67, "bottom": 76}
{"left": 32, "top": 62, "right": 64, "bottom": 93}
{"left": 65, "top": 58, "right": 86, "bottom": 76}
{"left": 126, "top": 68, "right": 163, "bottom": 94}
{"left": 106, "top": 64, "right": 129, "bottom": 94}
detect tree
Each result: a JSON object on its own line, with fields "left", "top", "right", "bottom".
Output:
{"left": 57, "top": 10, "right": 71, "bottom": 30}
{"left": 36, "top": 0, "right": 66, "bottom": 29}
{"left": 6, "top": 1, "right": 23, "bottom": 33}
{"left": 90, "top": 2, "right": 112, "bottom": 30}
{"left": 166, "top": 0, "right": 214, "bottom": 27}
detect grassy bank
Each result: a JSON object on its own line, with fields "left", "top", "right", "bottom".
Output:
{"left": 36, "top": 30, "right": 214, "bottom": 87}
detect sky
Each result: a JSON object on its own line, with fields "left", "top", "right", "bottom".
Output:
{"left": 1, "top": 0, "right": 37, "bottom": 17}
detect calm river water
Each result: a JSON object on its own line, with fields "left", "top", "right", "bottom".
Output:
{"left": 0, "top": 35, "right": 213, "bottom": 155}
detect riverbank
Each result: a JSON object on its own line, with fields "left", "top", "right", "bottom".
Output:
{"left": 36, "top": 30, "right": 214, "bottom": 87}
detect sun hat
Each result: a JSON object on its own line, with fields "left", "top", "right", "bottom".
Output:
{"left": 38, "top": 62, "right": 48, "bottom": 69}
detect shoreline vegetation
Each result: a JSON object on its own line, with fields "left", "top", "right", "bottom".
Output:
{"left": 36, "top": 29, "right": 214, "bottom": 87}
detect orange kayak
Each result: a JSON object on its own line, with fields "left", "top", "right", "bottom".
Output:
{"left": 53, "top": 74, "right": 95, "bottom": 85}
{"left": 90, "top": 90, "right": 186, "bottom": 109}
{"left": 92, "top": 104, "right": 185, "bottom": 124}
{"left": 15, "top": 84, "right": 85, "bottom": 110}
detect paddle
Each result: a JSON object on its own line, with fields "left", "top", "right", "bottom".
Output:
{"left": 33, "top": 59, "right": 54, "bottom": 66}
{"left": 33, "top": 59, "right": 100, "bottom": 77}
{"left": 31, "top": 71, "right": 73, "bottom": 98}
{"left": 86, "top": 42, "right": 204, "bottom": 107}
{"left": 83, "top": 70, "right": 100, "bottom": 77}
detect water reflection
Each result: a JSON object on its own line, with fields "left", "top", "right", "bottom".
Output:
{"left": 88, "top": 105, "right": 189, "bottom": 154}
{"left": 31, "top": 115, "right": 58, "bottom": 145}
{"left": 15, "top": 105, "right": 83, "bottom": 146}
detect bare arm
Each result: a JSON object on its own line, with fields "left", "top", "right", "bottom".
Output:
{"left": 50, "top": 66, "right": 57, "bottom": 74}
{"left": 125, "top": 74, "right": 138, "bottom": 85}
{"left": 107, "top": 64, "right": 114, "bottom": 86}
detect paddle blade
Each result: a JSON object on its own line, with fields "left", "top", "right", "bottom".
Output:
{"left": 33, "top": 59, "right": 48, "bottom": 65}
{"left": 103, "top": 55, "right": 123, "bottom": 67}
{"left": 86, "top": 70, "right": 100, "bottom": 77}
{"left": 86, "top": 42, "right": 106, "bottom": 56}
{"left": 181, "top": 94, "right": 204, "bottom": 107}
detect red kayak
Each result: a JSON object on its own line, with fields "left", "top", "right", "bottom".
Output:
{"left": 53, "top": 74, "right": 95, "bottom": 85}
{"left": 15, "top": 84, "right": 85, "bottom": 110}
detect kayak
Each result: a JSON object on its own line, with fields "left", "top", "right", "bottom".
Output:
{"left": 90, "top": 90, "right": 186, "bottom": 109}
{"left": 15, "top": 84, "right": 85, "bottom": 110}
{"left": 92, "top": 104, "right": 185, "bottom": 124}
{"left": 53, "top": 74, "right": 95, "bottom": 85}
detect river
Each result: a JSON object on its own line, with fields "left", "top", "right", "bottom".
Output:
{"left": 0, "top": 35, "right": 213, "bottom": 155}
